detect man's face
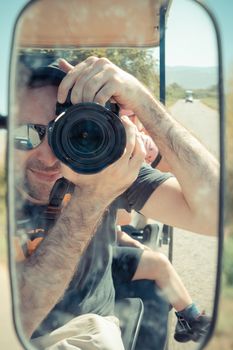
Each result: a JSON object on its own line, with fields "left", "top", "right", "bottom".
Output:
{"left": 15, "top": 84, "right": 63, "bottom": 204}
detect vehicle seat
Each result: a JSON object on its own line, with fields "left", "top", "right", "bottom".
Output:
{"left": 115, "top": 298, "right": 144, "bottom": 350}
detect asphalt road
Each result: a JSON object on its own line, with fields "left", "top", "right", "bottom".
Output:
{"left": 162, "top": 99, "right": 219, "bottom": 349}
{"left": 169, "top": 99, "right": 220, "bottom": 158}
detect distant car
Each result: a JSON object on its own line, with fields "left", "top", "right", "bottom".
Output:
{"left": 185, "top": 90, "right": 194, "bottom": 103}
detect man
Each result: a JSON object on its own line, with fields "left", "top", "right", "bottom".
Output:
{"left": 14, "top": 56, "right": 219, "bottom": 349}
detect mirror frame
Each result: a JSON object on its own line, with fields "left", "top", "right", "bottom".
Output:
{"left": 1, "top": 1, "right": 225, "bottom": 349}
{"left": 193, "top": 2, "right": 225, "bottom": 348}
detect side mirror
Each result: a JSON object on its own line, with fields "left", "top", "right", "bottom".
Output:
{"left": 2, "top": 1, "right": 224, "bottom": 349}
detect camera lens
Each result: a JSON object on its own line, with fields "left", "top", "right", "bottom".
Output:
{"left": 69, "top": 120, "right": 105, "bottom": 154}
{"left": 48, "top": 103, "right": 126, "bottom": 174}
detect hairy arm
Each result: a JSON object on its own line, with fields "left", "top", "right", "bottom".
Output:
{"left": 17, "top": 188, "right": 107, "bottom": 338}
{"left": 134, "top": 94, "right": 219, "bottom": 234}
{"left": 16, "top": 116, "right": 145, "bottom": 338}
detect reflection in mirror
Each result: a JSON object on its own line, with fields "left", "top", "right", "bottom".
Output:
{"left": 164, "top": 1, "right": 220, "bottom": 348}
{"left": 8, "top": 1, "right": 221, "bottom": 350}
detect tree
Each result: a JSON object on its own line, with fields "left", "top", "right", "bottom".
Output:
{"left": 166, "top": 83, "right": 185, "bottom": 105}
{"left": 20, "top": 47, "right": 159, "bottom": 97}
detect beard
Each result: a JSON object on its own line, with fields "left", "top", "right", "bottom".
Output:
{"left": 20, "top": 158, "right": 62, "bottom": 204}
{"left": 24, "top": 175, "right": 53, "bottom": 203}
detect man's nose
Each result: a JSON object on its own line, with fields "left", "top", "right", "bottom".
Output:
{"left": 37, "top": 136, "right": 59, "bottom": 165}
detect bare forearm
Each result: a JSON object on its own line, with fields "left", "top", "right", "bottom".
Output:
{"left": 136, "top": 93, "right": 219, "bottom": 228}
{"left": 17, "top": 189, "right": 107, "bottom": 337}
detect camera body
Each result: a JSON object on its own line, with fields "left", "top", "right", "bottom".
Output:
{"left": 48, "top": 100, "right": 126, "bottom": 174}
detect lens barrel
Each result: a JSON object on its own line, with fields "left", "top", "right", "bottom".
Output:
{"left": 48, "top": 102, "right": 126, "bottom": 174}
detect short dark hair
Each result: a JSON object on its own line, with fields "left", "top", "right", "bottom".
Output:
{"left": 17, "top": 56, "right": 66, "bottom": 89}
{"left": 28, "top": 63, "right": 66, "bottom": 88}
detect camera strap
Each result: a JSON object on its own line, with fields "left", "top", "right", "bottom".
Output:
{"left": 43, "top": 177, "right": 75, "bottom": 231}
{"left": 15, "top": 178, "right": 74, "bottom": 260}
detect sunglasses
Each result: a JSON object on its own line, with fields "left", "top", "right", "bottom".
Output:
{"left": 14, "top": 123, "right": 48, "bottom": 150}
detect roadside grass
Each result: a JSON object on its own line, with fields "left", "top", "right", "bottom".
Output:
{"left": 212, "top": 295, "right": 233, "bottom": 349}
{"left": 219, "top": 282, "right": 233, "bottom": 330}
{"left": 0, "top": 201, "right": 7, "bottom": 263}
{"left": 166, "top": 96, "right": 218, "bottom": 110}
{"left": 166, "top": 97, "right": 181, "bottom": 108}
{"left": 212, "top": 227, "right": 233, "bottom": 347}
{"left": 0, "top": 231, "right": 7, "bottom": 263}
{"left": 205, "top": 283, "right": 233, "bottom": 350}
{"left": 0, "top": 164, "right": 7, "bottom": 263}
{"left": 200, "top": 97, "right": 218, "bottom": 110}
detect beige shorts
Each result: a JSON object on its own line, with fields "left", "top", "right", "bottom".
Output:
{"left": 31, "top": 314, "right": 124, "bottom": 350}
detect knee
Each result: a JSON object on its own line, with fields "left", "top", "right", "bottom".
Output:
{"left": 155, "top": 252, "right": 171, "bottom": 271}
{"left": 145, "top": 251, "right": 171, "bottom": 276}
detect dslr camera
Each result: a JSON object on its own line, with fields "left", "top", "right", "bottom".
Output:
{"left": 47, "top": 98, "right": 126, "bottom": 174}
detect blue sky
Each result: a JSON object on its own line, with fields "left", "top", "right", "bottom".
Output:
{"left": 166, "top": 0, "right": 233, "bottom": 69}
{"left": 166, "top": 0, "right": 218, "bottom": 67}
{"left": 0, "top": 0, "right": 233, "bottom": 114}
{"left": 205, "top": 0, "right": 233, "bottom": 69}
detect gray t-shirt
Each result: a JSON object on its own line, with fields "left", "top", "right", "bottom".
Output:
{"left": 32, "top": 164, "right": 171, "bottom": 337}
